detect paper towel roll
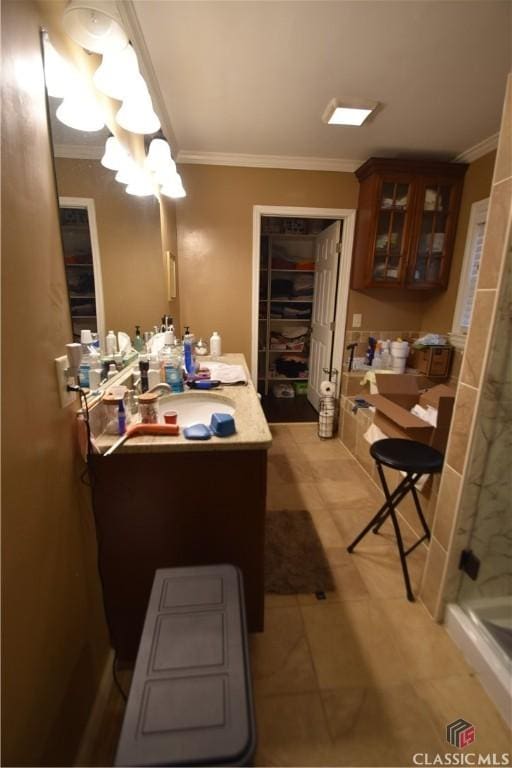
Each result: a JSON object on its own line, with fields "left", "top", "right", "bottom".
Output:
{"left": 320, "top": 380, "right": 335, "bottom": 396}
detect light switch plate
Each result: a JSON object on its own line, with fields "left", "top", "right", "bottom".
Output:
{"left": 55, "top": 355, "right": 76, "bottom": 408}
{"left": 352, "top": 313, "right": 362, "bottom": 328}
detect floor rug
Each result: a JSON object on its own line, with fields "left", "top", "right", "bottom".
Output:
{"left": 265, "top": 509, "right": 335, "bottom": 594}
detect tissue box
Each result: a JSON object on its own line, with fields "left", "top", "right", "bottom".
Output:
{"left": 365, "top": 375, "right": 455, "bottom": 452}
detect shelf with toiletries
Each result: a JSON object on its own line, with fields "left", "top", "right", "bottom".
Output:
{"left": 60, "top": 204, "right": 102, "bottom": 342}
{"left": 351, "top": 157, "right": 467, "bottom": 290}
{"left": 257, "top": 228, "right": 325, "bottom": 399}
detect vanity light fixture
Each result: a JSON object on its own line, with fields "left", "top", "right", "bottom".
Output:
{"left": 116, "top": 74, "right": 160, "bottom": 135}
{"left": 322, "top": 98, "right": 379, "bottom": 126}
{"left": 62, "top": 0, "right": 128, "bottom": 54}
{"left": 93, "top": 43, "right": 139, "bottom": 101}
{"left": 56, "top": 84, "right": 105, "bottom": 132}
{"left": 101, "top": 135, "right": 129, "bottom": 170}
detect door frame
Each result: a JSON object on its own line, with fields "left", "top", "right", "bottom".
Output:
{"left": 59, "top": 196, "right": 105, "bottom": 346}
{"left": 251, "top": 205, "right": 356, "bottom": 395}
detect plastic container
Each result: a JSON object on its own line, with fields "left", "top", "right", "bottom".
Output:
{"left": 103, "top": 394, "right": 124, "bottom": 435}
{"left": 114, "top": 565, "right": 256, "bottom": 767}
{"left": 210, "top": 331, "right": 222, "bottom": 359}
{"left": 106, "top": 330, "right": 117, "bottom": 355}
{"left": 138, "top": 392, "right": 159, "bottom": 424}
{"left": 391, "top": 340, "right": 409, "bottom": 374}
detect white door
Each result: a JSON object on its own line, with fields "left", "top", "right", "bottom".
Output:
{"left": 308, "top": 221, "right": 342, "bottom": 410}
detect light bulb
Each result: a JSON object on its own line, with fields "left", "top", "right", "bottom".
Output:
{"left": 101, "top": 136, "right": 129, "bottom": 170}
{"left": 115, "top": 75, "right": 160, "bottom": 135}
{"left": 56, "top": 83, "right": 105, "bottom": 132}
{"left": 43, "top": 36, "right": 74, "bottom": 98}
{"left": 62, "top": 1, "right": 128, "bottom": 54}
{"left": 93, "top": 43, "right": 139, "bottom": 101}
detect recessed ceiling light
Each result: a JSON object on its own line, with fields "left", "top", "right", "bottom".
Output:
{"left": 322, "top": 99, "right": 378, "bottom": 126}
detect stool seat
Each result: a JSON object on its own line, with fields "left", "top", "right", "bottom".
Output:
{"left": 370, "top": 438, "right": 444, "bottom": 474}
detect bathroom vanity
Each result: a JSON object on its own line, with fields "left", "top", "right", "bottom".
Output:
{"left": 90, "top": 355, "right": 272, "bottom": 661}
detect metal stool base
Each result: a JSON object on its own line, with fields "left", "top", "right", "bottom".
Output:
{"left": 347, "top": 461, "right": 431, "bottom": 602}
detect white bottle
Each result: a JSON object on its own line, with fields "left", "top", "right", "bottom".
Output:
{"left": 106, "top": 329, "right": 117, "bottom": 355}
{"left": 210, "top": 331, "right": 222, "bottom": 359}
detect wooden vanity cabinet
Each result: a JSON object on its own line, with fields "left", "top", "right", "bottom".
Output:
{"left": 351, "top": 158, "right": 467, "bottom": 290}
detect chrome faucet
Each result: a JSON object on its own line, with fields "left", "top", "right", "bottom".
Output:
{"left": 147, "top": 383, "right": 172, "bottom": 395}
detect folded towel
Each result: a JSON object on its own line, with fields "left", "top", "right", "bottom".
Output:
{"left": 202, "top": 362, "right": 247, "bottom": 384}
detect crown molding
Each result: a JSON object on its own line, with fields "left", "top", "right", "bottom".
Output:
{"left": 117, "top": 0, "right": 179, "bottom": 153}
{"left": 54, "top": 144, "right": 104, "bottom": 160}
{"left": 176, "top": 151, "right": 361, "bottom": 173}
{"left": 455, "top": 133, "right": 499, "bottom": 164}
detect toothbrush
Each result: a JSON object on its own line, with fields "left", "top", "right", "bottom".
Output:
{"left": 104, "top": 423, "right": 180, "bottom": 456}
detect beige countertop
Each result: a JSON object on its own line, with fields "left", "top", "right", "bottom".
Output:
{"left": 93, "top": 353, "right": 272, "bottom": 454}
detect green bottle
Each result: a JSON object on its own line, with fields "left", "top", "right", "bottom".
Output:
{"left": 134, "top": 325, "right": 144, "bottom": 353}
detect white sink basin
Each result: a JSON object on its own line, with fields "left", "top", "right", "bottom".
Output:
{"left": 156, "top": 392, "right": 235, "bottom": 428}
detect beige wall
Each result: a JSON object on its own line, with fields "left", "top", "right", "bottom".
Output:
{"left": 55, "top": 158, "right": 176, "bottom": 336}
{"left": 1, "top": 3, "right": 109, "bottom": 765}
{"left": 177, "top": 163, "right": 417, "bottom": 361}
{"left": 420, "top": 151, "right": 496, "bottom": 333}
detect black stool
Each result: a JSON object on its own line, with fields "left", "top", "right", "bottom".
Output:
{"left": 347, "top": 438, "right": 444, "bottom": 601}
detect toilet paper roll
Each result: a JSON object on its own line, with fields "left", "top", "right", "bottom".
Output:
{"left": 320, "top": 380, "right": 335, "bottom": 396}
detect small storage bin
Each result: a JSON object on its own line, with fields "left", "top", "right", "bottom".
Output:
{"left": 115, "top": 565, "right": 256, "bottom": 767}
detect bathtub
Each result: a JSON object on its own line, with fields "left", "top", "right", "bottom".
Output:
{"left": 445, "top": 597, "right": 512, "bottom": 728}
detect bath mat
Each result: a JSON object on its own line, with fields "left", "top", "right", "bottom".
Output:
{"left": 265, "top": 509, "right": 335, "bottom": 594}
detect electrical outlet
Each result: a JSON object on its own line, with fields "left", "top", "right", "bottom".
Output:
{"left": 55, "top": 356, "right": 77, "bottom": 408}
{"left": 352, "top": 313, "right": 362, "bottom": 328}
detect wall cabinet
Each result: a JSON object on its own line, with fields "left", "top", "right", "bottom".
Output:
{"left": 351, "top": 158, "right": 467, "bottom": 290}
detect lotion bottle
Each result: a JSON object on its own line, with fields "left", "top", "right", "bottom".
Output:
{"left": 210, "top": 331, "right": 222, "bottom": 359}
{"left": 106, "top": 330, "right": 117, "bottom": 355}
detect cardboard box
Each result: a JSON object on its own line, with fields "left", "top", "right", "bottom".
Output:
{"left": 365, "top": 375, "right": 456, "bottom": 452}
{"left": 411, "top": 346, "right": 453, "bottom": 377}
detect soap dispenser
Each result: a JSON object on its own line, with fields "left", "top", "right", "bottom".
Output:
{"left": 134, "top": 325, "right": 144, "bottom": 353}
{"left": 183, "top": 326, "right": 196, "bottom": 375}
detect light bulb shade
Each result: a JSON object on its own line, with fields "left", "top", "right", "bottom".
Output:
{"left": 160, "top": 172, "right": 186, "bottom": 199}
{"left": 115, "top": 75, "right": 160, "bottom": 135}
{"left": 62, "top": 0, "right": 128, "bottom": 54}
{"left": 154, "top": 159, "right": 178, "bottom": 185}
{"left": 56, "top": 88, "right": 105, "bottom": 131}
{"left": 125, "top": 167, "right": 155, "bottom": 196}
{"left": 114, "top": 156, "right": 138, "bottom": 184}
{"left": 146, "top": 138, "right": 172, "bottom": 172}
{"left": 101, "top": 136, "right": 128, "bottom": 170}
{"left": 93, "top": 43, "right": 139, "bottom": 100}
{"left": 43, "top": 36, "right": 74, "bottom": 98}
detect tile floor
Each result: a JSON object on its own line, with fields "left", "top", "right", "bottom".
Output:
{"left": 86, "top": 424, "right": 510, "bottom": 767}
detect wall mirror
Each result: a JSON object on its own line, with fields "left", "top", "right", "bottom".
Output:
{"left": 41, "top": 28, "right": 177, "bottom": 396}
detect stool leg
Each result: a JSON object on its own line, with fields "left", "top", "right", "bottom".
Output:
{"left": 373, "top": 471, "right": 420, "bottom": 534}
{"left": 347, "top": 464, "right": 414, "bottom": 551}
{"left": 373, "top": 464, "right": 415, "bottom": 601}
{"left": 410, "top": 484, "right": 431, "bottom": 541}
{"left": 388, "top": 507, "right": 416, "bottom": 601}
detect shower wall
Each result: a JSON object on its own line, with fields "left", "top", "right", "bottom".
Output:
{"left": 458, "top": 255, "right": 512, "bottom": 604}
{"left": 420, "top": 74, "right": 512, "bottom": 619}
